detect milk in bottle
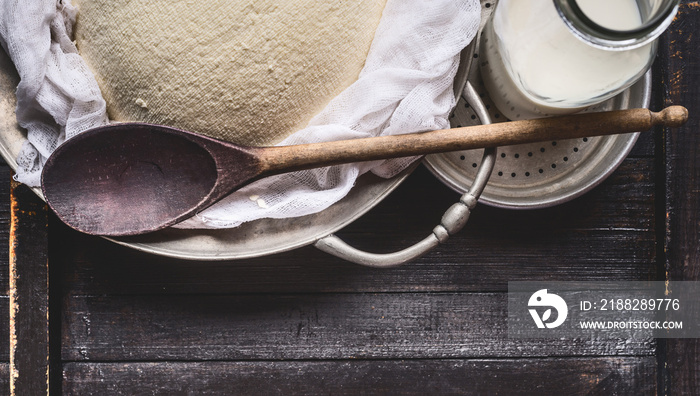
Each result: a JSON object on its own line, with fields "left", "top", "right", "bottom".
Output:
{"left": 480, "top": 0, "right": 653, "bottom": 120}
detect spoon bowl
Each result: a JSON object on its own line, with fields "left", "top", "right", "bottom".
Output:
{"left": 42, "top": 123, "right": 259, "bottom": 235}
{"left": 41, "top": 106, "right": 688, "bottom": 236}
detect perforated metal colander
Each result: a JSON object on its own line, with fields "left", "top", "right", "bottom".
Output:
{"left": 424, "top": 52, "right": 650, "bottom": 209}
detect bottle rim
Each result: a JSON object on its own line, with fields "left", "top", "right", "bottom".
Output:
{"left": 553, "top": 0, "right": 680, "bottom": 49}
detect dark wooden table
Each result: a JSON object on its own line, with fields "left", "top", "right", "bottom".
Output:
{"left": 2, "top": 2, "right": 699, "bottom": 394}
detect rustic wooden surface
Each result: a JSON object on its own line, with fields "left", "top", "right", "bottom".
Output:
{"left": 2, "top": 1, "right": 699, "bottom": 394}
{"left": 660, "top": 2, "right": 700, "bottom": 394}
{"left": 8, "top": 178, "right": 49, "bottom": 395}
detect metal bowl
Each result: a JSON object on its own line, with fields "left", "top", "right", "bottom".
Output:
{"left": 424, "top": 51, "right": 650, "bottom": 209}
{"left": 0, "top": 36, "right": 483, "bottom": 263}
{"left": 0, "top": 48, "right": 427, "bottom": 260}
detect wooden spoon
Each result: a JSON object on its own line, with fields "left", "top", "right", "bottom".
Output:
{"left": 41, "top": 106, "right": 687, "bottom": 236}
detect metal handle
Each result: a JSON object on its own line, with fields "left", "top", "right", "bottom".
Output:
{"left": 314, "top": 192, "right": 480, "bottom": 267}
{"left": 315, "top": 82, "right": 496, "bottom": 267}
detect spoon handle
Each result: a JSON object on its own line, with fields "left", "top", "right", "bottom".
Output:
{"left": 257, "top": 106, "right": 687, "bottom": 174}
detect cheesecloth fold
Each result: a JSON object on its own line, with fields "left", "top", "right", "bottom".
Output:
{"left": 0, "top": 0, "right": 480, "bottom": 229}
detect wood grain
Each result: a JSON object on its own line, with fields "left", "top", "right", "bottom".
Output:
{"left": 259, "top": 107, "right": 684, "bottom": 174}
{"left": 0, "top": 364, "right": 9, "bottom": 395}
{"left": 9, "top": 179, "right": 49, "bottom": 395}
{"left": 0, "top": 165, "right": 9, "bottom": 364}
{"left": 0, "top": 300, "right": 9, "bottom": 361}
{"left": 62, "top": 358, "right": 656, "bottom": 395}
{"left": 660, "top": 2, "right": 700, "bottom": 394}
{"left": 62, "top": 292, "right": 656, "bottom": 362}
{"left": 0, "top": 164, "right": 10, "bottom": 388}
{"left": 0, "top": 165, "right": 10, "bottom": 294}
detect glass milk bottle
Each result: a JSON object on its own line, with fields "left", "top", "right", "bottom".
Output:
{"left": 480, "top": 0, "right": 679, "bottom": 120}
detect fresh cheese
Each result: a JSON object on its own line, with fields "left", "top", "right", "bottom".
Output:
{"left": 73, "top": 0, "right": 386, "bottom": 145}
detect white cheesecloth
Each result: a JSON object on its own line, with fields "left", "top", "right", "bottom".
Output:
{"left": 0, "top": 0, "right": 480, "bottom": 229}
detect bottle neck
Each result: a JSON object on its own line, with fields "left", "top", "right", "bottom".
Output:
{"left": 553, "top": 0, "right": 679, "bottom": 50}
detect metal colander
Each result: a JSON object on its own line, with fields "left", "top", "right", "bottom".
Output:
{"left": 424, "top": 49, "right": 649, "bottom": 209}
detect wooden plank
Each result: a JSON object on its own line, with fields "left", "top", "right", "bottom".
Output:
{"left": 0, "top": 363, "right": 10, "bottom": 395}
{"left": 9, "top": 180, "right": 49, "bottom": 395}
{"left": 62, "top": 357, "right": 656, "bottom": 395}
{"left": 0, "top": 164, "right": 11, "bottom": 294}
{"left": 56, "top": 229, "right": 656, "bottom": 295}
{"left": 0, "top": 164, "right": 11, "bottom": 364}
{"left": 0, "top": 164, "right": 11, "bottom": 388}
{"left": 62, "top": 292, "right": 656, "bottom": 361}
{"left": 659, "top": 2, "right": 700, "bottom": 394}
{"left": 54, "top": 159, "right": 657, "bottom": 296}
{"left": 0, "top": 298, "right": 9, "bottom": 360}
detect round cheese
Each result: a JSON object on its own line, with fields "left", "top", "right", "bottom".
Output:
{"left": 73, "top": 0, "right": 386, "bottom": 146}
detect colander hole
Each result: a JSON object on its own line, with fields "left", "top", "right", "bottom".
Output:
{"left": 551, "top": 164, "right": 557, "bottom": 169}
{"left": 539, "top": 169, "right": 544, "bottom": 173}
{"left": 511, "top": 173, "right": 516, "bottom": 177}
{"left": 498, "top": 171, "right": 503, "bottom": 176}
{"left": 485, "top": 2, "right": 491, "bottom": 8}
{"left": 501, "top": 153, "right": 506, "bottom": 158}
{"left": 583, "top": 137, "right": 589, "bottom": 142}
{"left": 525, "top": 172, "right": 531, "bottom": 177}
{"left": 563, "top": 156, "right": 569, "bottom": 161}
{"left": 494, "top": 113, "right": 501, "bottom": 119}
{"left": 514, "top": 153, "right": 520, "bottom": 158}
{"left": 552, "top": 141, "right": 557, "bottom": 146}
{"left": 528, "top": 152, "right": 533, "bottom": 157}
{"left": 574, "top": 147, "right": 579, "bottom": 152}
{"left": 540, "top": 147, "right": 545, "bottom": 153}
{"left": 472, "top": 163, "right": 477, "bottom": 168}
{"left": 473, "top": 53, "right": 479, "bottom": 58}
{"left": 460, "top": 155, "right": 465, "bottom": 160}
{"left": 471, "top": 115, "right": 477, "bottom": 120}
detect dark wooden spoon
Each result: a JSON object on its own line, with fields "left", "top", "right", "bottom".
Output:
{"left": 41, "top": 106, "right": 687, "bottom": 236}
